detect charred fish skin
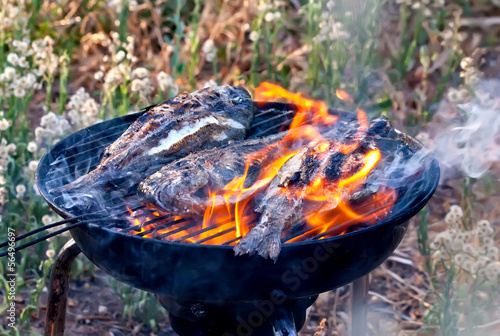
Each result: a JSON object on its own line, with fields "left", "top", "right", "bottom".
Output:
{"left": 52, "top": 86, "right": 254, "bottom": 195}
{"left": 139, "top": 133, "right": 285, "bottom": 215}
{"left": 233, "top": 147, "right": 309, "bottom": 261}
{"left": 234, "top": 141, "right": 377, "bottom": 262}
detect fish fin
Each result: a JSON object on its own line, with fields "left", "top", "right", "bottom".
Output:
{"left": 255, "top": 231, "right": 282, "bottom": 262}
{"left": 234, "top": 224, "right": 282, "bottom": 262}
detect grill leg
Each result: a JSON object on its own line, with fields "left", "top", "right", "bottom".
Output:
{"left": 44, "top": 239, "right": 81, "bottom": 336}
{"left": 351, "top": 275, "right": 369, "bottom": 336}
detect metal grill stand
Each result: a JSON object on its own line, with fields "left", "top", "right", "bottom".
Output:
{"left": 43, "top": 242, "right": 369, "bottom": 336}
{"left": 44, "top": 239, "right": 81, "bottom": 336}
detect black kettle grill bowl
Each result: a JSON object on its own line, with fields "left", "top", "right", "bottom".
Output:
{"left": 36, "top": 102, "right": 440, "bottom": 302}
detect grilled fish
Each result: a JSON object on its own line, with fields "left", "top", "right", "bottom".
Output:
{"left": 138, "top": 115, "right": 395, "bottom": 260}
{"left": 53, "top": 86, "right": 254, "bottom": 195}
{"left": 139, "top": 132, "right": 286, "bottom": 214}
{"left": 233, "top": 141, "right": 377, "bottom": 261}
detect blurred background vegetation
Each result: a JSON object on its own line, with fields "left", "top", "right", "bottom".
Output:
{"left": 1, "top": 0, "right": 500, "bottom": 335}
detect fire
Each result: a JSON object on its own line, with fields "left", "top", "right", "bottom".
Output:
{"left": 336, "top": 89, "right": 353, "bottom": 104}
{"left": 125, "top": 83, "right": 397, "bottom": 245}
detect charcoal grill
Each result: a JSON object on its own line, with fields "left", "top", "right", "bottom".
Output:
{"left": 35, "top": 102, "right": 440, "bottom": 335}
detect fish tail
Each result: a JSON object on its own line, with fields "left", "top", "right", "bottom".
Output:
{"left": 48, "top": 170, "right": 102, "bottom": 195}
{"left": 234, "top": 224, "right": 282, "bottom": 262}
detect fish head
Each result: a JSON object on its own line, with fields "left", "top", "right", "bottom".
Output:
{"left": 195, "top": 85, "right": 254, "bottom": 127}
{"left": 140, "top": 164, "right": 211, "bottom": 215}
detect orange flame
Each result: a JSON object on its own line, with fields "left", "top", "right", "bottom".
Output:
{"left": 336, "top": 89, "right": 352, "bottom": 104}
{"left": 125, "top": 83, "right": 397, "bottom": 245}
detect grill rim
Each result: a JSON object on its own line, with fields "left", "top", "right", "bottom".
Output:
{"left": 36, "top": 102, "right": 440, "bottom": 250}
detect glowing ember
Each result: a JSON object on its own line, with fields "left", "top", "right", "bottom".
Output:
{"left": 122, "top": 83, "right": 397, "bottom": 245}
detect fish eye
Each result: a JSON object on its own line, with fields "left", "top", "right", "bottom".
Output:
{"left": 234, "top": 96, "right": 245, "bottom": 103}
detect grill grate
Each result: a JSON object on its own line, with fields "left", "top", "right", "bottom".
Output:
{"left": 46, "top": 104, "right": 386, "bottom": 246}
{"left": 45, "top": 107, "right": 293, "bottom": 187}
{"left": 47, "top": 106, "right": 305, "bottom": 246}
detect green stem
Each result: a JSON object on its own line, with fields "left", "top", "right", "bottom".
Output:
{"left": 212, "top": 61, "right": 218, "bottom": 85}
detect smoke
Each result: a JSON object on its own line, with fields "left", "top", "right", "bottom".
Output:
{"left": 430, "top": 80, "right": 500, "bottom": 179}
{"left": 45, "top": 153, "right": 108, "bottom": 213}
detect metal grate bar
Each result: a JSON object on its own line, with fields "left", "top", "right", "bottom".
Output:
{"left": 280, "top": 225, "right": 314, "bottom": 243}
{"left": 172, "top": 223, "right": 222, "bottom": 242}
{"left": 195, "top": 227, "right": 236, "bottom": 244}
{"left": 252, "top": 119, "right": 293, "bottom": 138}
{"left": 221, "top": 236, "right": 242, "bottom": 246}
{"left": 250, "top": 110, "right": 294, "bottom": 129}
{"left": 44, "top": 110, "right": 296, "bottom": 186}
{"left": 57, "top": 108, "right": 287, "bottom": 163}
{"left": 62, "top": 123, "right": 132, "bottom": 153}
{"left": 155, "top": 221, "right": 197, "bottom": 239}
{"left": 122, "top": 214, "right": 175, "bottom": 234}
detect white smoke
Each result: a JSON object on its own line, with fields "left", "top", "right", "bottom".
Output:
{"left": 432, "top": 81, "right": 500, "bottom": 179}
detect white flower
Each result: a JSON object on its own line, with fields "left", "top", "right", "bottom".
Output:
{"left": 249, "top": 31, "right": 259, "bottom": 42}
{"left": 477, "top": 219, "right": 491, "bottom": 229}
{"left": 462, "top": 243, "right": 478, "bottom": 257}
{"left": 13, "top": 87, "right": 26, "bottom": 98}
{"left": 202, "top": 40, "right": 216, "bottom": 63}
{"left": 203, "top": 79, "right": 217, "bottom": 88}
{"left": 29, "top": 160, "right": 39, "bottom": 171}
{"left": 25, "top": 73, "right": 37, "bottom": 88}
{"left": 114, "top": 50, "right": 126, "bottom": 63}
{"left": 449, "top": 205, "right": 463, "bottom": 217}
{"left": 18, "top": 57, "right": 29, "bottom": 68}
{"left": 476, "top": 256, "right": 489, "bottom": 269}
{"left": 157, "top": 71, "right": 176, "bottom": 93}
{"left": 3, "top": 67, "right": 15, "bottom": 81}
{"left": 35, "top": 127, "right": 45, "bottom": 141}
{"left": 484, "top": 263, "right": 500, "bottom": 282}
{"left": 445, "top": 212, "right": 459, "bottom": 227}
{"left": 454, "top": 253, "right": 466, "bottom": 266}
{"left": 130, "top": 78, "right": 153, "bottom": 99}
{"left": 462, "top": 259, "right": 477, "bottom": 273}
{"left": 130, "top": 78, "right": 145, "bottom": 92}
{"left": 447, "top": 88, "right": 464, "bottom": 104}
{"left": 42, "top": 215, "right": 52, "bottom": 226}
{"left": 265, "top": 12, "right": 275, "bottom": 22}
{"left": 94, "top": 71, "right": 104, "bottom": 80}
{"left": 460, "top": 57, "right": 473, "bottom": 71}
{"left": 132, "top": 67, "right": 149, "bottom": 79}
{"left": 482, "top": 237, "right": 494, "bottom": 246}
{"left": 27, "top": 141, "right": 37, "bottom": 153}
{"left": 6, "top": 144, "right": 16, "bottom": 155}
{"left": 98, "top": 305, "right": 107, "bottom": 315}
{"left": 487, "top": 246, "right": 499, "bottom": 261}
{"left": 0, "top": 118, "right": 11, "bottom": 131}
{"left": 477, "top": 225, "right": 494, "bottom": 237}
{"left": 7, "top": 53, "right": 19, "bottom": 66}
{"left": 15, "top": 184, "right": 26, "bottom": 198}
{"left": 45, "top": 249, "right": 55, "bottom": 258}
